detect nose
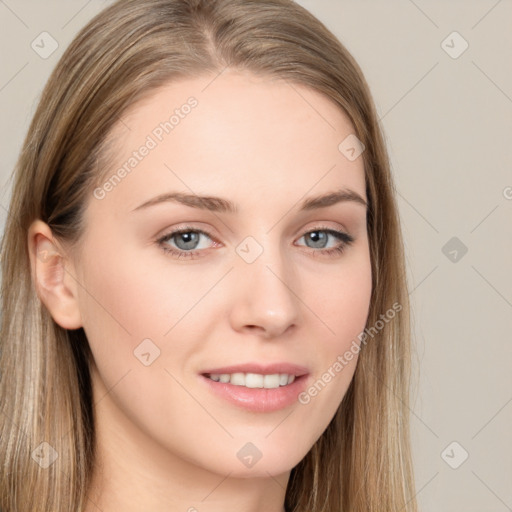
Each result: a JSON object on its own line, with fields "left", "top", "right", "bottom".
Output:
{"left": 228, "top": 242, "right": 301, "bottom": 339}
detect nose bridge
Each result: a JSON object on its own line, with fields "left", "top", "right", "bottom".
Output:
{"left": 230, "top": 232, "right": 301, "bottom": 336}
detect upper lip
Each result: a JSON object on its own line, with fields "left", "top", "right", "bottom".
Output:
{"left": 201, "top": 362, "right": 309, "bottom": 377}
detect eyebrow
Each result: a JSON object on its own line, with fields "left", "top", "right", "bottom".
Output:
{"left": 131, "top": 187, "right": 367, "bottom": 214}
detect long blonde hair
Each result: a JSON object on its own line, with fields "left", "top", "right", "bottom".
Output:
{"left": 0, "top": 1, "right": 417, "bottom": 510}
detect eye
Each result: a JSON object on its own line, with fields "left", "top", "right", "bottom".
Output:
{"left": 296, "top": 227, "right": 355, "bottom": 257}
{"left": 157, "top": 225, "right": 355, "bottom": 260}
{"left": 157, "top": 226, "right": 217, "bottom": 259}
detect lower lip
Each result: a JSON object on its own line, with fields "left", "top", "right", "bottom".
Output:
{"left": 199, "top": 374, "right": 309, "bottom": 413}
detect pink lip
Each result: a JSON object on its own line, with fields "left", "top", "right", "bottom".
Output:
{"left": 200, "top": 362, "right": 309, "bottom": 377}
{"left": 198, "top": 362, "right": 310, "bottom": 413}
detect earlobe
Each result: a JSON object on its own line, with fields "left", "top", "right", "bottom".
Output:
{"left": 27, "top": 219, "right": 83, "bottom": 330}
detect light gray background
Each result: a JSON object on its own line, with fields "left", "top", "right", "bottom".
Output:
{"left": 1, "top": 1, "right": 511, "bottom": 510}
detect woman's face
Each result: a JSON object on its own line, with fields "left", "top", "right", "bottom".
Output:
{"left": 70, "top": 70, "right": 372, "bottom": 478}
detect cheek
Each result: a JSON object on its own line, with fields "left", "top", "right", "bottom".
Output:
{"left": 77, "top": 242, "right": 195, "bottom": 341}
{"left": 75, "top": 241, "right": 219, "bottom": 395}
{"left": 75, "top": 244, "right": 173, "bottom": 388}
{"left": 315, "top": 249, "right": 373, "bottom": 350}
{"left": 299, "top": 250, "right": 372, "bottom": 416}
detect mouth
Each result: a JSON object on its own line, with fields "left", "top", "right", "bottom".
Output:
{"left": 199, "top": 363, "right": 310, "bottom": 413}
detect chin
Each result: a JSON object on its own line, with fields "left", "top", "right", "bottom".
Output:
{"left": 205, "top": 439, "right": 310, "bottom": 479}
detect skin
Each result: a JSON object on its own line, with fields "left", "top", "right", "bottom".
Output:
{"left": 28, "top": 70, "right": 372, "bottom": 512}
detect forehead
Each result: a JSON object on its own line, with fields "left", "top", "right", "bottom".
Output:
{"left": 92, "top": 70, "right": 366, "bottom": 216}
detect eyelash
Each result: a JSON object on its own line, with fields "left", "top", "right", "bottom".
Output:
{"left": 157, "top": 224, "right": 355, "bottom": 260}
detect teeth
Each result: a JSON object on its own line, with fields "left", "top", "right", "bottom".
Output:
{"left": 207, "top": 372, "right": 297, "bottom": 388}
{"left": 263, "top": 374, "right": 280, "bottom": 388}
{"left": 230, "top": 373, "right": 245, "bottom": 386}
{"left": 245, "top": 373, "right": 263, "bottom": 388}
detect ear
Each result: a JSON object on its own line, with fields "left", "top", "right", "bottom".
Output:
{"left": 27, "top": 219, "right": 83, "bottom": 330}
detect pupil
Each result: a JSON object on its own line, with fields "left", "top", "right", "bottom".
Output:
{"left": 177, "top": 232, "right": 198, "bottom": 249}
{"left": 308, "top": 231, "right": 327, "bottom": 248}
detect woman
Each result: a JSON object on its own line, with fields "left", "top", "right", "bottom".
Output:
{"left": 0, "top": 0, "right": 417, "bottom": 510}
